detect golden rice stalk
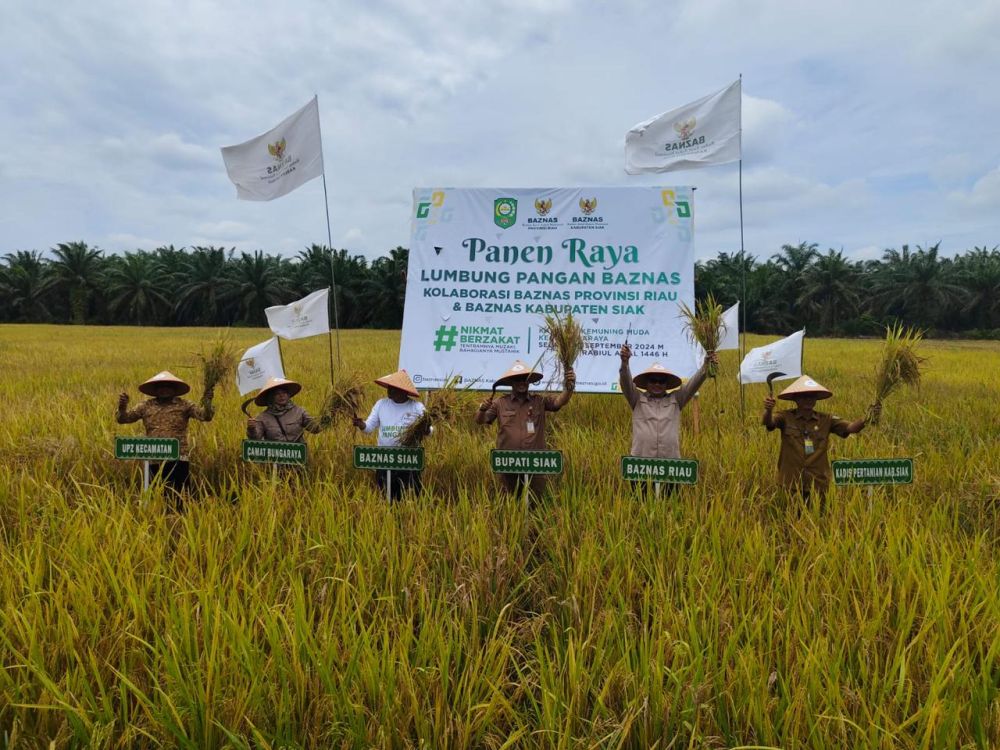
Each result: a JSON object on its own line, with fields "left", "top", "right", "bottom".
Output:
{"left": 322, "top": 370, "right": 366, "bottom": 422}
{"left": 678, "top": 294, "right": 725, "bottom": 377}
{"left": 868, "top": 322, "right": 926, "bottom": 424}
{"left": 197, "top": 334, "right": 239, "bottom": 396}
{"left": 398, "top": 374, "right": 462, "bottom": 447}
{"left": 542, "top": 311, "right": 584, "bottom": 384}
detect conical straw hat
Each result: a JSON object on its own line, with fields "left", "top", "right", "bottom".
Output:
{"left": 493, "top": 359, "right": 543, "bottom": 389}
{"left": 138, "top": 370, "right": 190, "bottom": 397}
{"left": 778, "top": 375, "right": 832, "bottom": 400}
{"left": 632, "top": 362, "right": 682, "bottom": 391}
{"left": 375, "top": 369, "right": 420, "bottom": 398}
{"left": 254, "top": 376, "right": 302, "bottom": 406}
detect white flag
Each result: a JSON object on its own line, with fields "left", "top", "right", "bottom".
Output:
{"left": 220, "top": 96, "right": 324, "bottom": 201}
{"left": 236, "top": 337, "right": 285, "bottom": 395}
{"left": 719, "top": 302, "right": 740, "bottom": 351}
{"left": 265, "top": 288, "right": 330, "bottom": 340}
{"left": 625, "top": 80, "right": 741, "bottom": 174}
{"left": 739, "top": 329, "right": 804, "bottom": 384}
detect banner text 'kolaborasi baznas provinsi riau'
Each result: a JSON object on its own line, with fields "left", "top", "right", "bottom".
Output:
{"left": 399, "top": 188, "right": 696, "bottom": 394}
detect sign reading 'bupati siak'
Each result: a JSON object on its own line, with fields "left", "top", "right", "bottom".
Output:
{"left": 115, "top": 436, "right": 179, "bottom": 461}
{"left": 620, "top": 456, "right": 698, "bottom": 485}
{"left": 832, "top": 459, "right": 913, "bottom": 486}
{"left": 490, "top": 450, "right": 563, "bottom": 475}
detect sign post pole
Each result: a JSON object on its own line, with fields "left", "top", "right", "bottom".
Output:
{"left": 115, "top": 437, "right": 180, "bottom": 498}
{"left": 352, "top": 446, "right": 425, "bottom": 502}
{"left": 143, "top": 461, "right": 150, "bottom": 491}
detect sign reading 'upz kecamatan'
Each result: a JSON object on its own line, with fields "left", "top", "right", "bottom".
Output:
{"left": 620, "top": 456, "right": 698, "bottom": 485}
{"left": 490, "top": 450, "right": 563, "bottom": 475}
{"left": 353, "top": 446, "right": 425, "bottom": 471}
{"left": 242, "top": 440, "right": 307, "bottom": 466}
{"left": 832, "top": 459, "right": 913, "bottom": 486}
{"left": 115, "top": 436, "right": 179, "bottom": 461}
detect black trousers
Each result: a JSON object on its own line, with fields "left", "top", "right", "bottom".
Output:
{"left": 150, "top": 460, "right": 190, "bottom": 511}
{"left": 374, "top": 469, "right": 422, "bottom": 502}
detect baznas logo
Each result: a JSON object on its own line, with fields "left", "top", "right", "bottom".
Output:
{"left": 579, "top": 197, "right": 597, "bottom": 215}
{"left": 245, "top": 358, "right": 255, "bottom": 369}
{"left": 534, "top": 198, "right": 552, "bottom": 216}
{"left": 292, "top": 304, "right": 303, "bottom": 316}
{"left": 674, "top": 118, "right": 696, "bottom": 140}
{"left": 267, "top": 138, "right": 287, "bottom": 160}
{"left": 494, "top": 198, "right": 517, "bottom": 229}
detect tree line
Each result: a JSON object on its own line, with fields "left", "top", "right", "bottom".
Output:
{"left": 2, "top": 241, "right": 999, "bottom": 336}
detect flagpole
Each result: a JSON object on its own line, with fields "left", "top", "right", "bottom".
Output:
{"left": 738, "top": 73, "right": 747, "bottom": 421}
{"left": 315, "top": 94, "right": 342, "bottom": 371}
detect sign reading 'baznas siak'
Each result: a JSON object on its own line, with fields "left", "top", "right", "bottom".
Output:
{"left": 400, "top": 188, "right": 696, "bottom": 393}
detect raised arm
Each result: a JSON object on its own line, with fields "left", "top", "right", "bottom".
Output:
{"left": 548, "top": 368, "right": 576, "bottom": 411}
{"left": 476, "top": 395, "right": 498, "bottom": 425}
{"left": 762, "top": 396, "right": 780, "bottom": 430}
{"left": 116, "top": 392, "right": 143, "bottom": 424}
{"left": 618, "top": 345, "right": 639, "bottom": 408}
{"left": 675, "top": 351, "right": 716, "bottom": 409}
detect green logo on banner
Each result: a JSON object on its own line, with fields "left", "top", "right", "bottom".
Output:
{"left": 433, "top": 324, "right": 458, "bottom": 351}
{"left": 494, "top": 198, "right": 517, "bottom": 229}
{"left": 416, "top": 202, "right": 431, "bottom": 218}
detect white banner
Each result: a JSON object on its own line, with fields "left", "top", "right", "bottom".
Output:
{"left": 719, "top": 301, "right": 740, "bottom": 351}
{"left": 400, "top": 187, "right": 696, "bottom": 393}
{"left": 220, "top": 96, "right": 324, "bottom": 201}
{"left": 625, "top": 80, "right": 741, "bottom": 174}
{"left": 236, "top": 337, "right": 284, "bottom": 395}
{"left": 739, "top": 329, "right": 804, "bottom": 384}
{"left": 265, "top": 288, "right": 330, "bottom": 340}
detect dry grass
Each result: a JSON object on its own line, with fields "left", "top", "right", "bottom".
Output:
{"left": 398, "top": 375, "right": 465, "bottom": 447}
{"left": 869, "top": 322, "right": 927, "bottom": 424}
{"left": 196, "top": 333, "right": 239, "bottom": 396}
{"left": 542, "top": 311, "right": 584, "bottom": 383}
{"left": 678, "top": 294, "right": 725, "bottom": 377}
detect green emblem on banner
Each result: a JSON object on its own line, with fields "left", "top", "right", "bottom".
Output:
{"left": 832, "top": 458, "right": 913, "bottom": 485}
{"left": 242, "top": 440, "right": 307, "bottom": 465}
{"left": 494, "top": 198, "right": 517, "bottom": 229}
{"left": 354, "top": 445, "right": 425, "bottom": 471}
{"left": 620, "top": 456, "right": 698, "bottom": 485}
{"left": 115, "top": 436, "right": 179, "bottom": 461}
{"left": 490, "top": 449, "right": 562, "bottom": 475}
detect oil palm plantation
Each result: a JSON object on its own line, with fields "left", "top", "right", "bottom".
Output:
{"left": 49, "top": 242, "right": 105, "bottom": 324}
{"left": 106, "top": 252, "right": 171, "bottom": 325}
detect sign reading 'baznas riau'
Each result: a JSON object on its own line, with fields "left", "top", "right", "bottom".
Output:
{"left": 115, "top": 436, "right": 179, "bottom": 461}
{"left": 490, "top": 450, "right": 563, "bottom": 475}
{"left": 401, "top": 187, "right": 697, "bottom": 393}
{"left": 832, "top": 459, "right": 913, "bottom": 485}
{"left": 621, "top": 456, "right": 698, "bottom": 485}
{"left": 242, "top": 440, "right": 307, "bottom": 465}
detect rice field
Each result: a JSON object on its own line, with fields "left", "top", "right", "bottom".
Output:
{"left": 1, "top": 324, "right": 999, "bottom": 749}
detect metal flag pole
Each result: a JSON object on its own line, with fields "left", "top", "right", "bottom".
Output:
{"left": 738, "top": 73, "right": 747, "bottom": 420}
{"left": 314, "top": 94, "right": 342, "bottom": 373}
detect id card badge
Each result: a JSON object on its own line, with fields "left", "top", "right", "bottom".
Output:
{"left": 804, "top": 436, "right": 815, "bottom": 455}
{"left": 526, "top": 420, "right": 536, "bottom": 435}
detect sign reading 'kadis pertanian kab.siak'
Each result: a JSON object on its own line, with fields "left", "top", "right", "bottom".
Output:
{"left": 399, "top": 188, "right": 696, "bottom": 394}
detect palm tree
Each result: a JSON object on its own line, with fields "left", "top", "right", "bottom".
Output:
{"left": 951, "top": 246, "right": 1000, "bottom": 330}
{"left": 796, "top": 250, "right": 861, "bottom": 333}
{"left": 106, "top": 252, "right": 171, "bottom": 325}
{"left": 174, "top": 246, "right": 233, "bottom": 325}
{"left": 222, "top": 251, "right": 292, "bottom": 325}
{"left": 0, "top": 251, "right": 56, "bottom": 322}
{"left": 870, "top": 243, "right": 968, "bottom": 329}
{"left": 48, "top": 241, "right": 105, "bottom": 324}
{"left": 296, "top": 244, "right": 370, "bottom": 327}
{"left": 361, "top": 246, "right": 408, "bottom": 328}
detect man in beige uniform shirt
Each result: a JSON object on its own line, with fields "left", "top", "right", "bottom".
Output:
{"left": 475, "top": 359, "right": 575, "bottom": 496}
{"left": 619, "top": 344, "right": 717, "bottom": 493}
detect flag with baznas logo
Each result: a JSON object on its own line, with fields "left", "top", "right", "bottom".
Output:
{"left": 739, "top": 329, "right": 804, "bottom": 384}
{"left": 220, "top": 96, "right": 324, "bottom": 201}
{"left": 265, "top": 288, "right": 330, "bottom": 340}
{"left": 625, "top": 80, "right": 741, "bottom": 174}
{"left": 236, "top": 337, "right": 285, "bottom": 395}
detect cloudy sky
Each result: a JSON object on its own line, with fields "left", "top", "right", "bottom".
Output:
{"left": 3, "top": 0, "right": 999, "bottom": 262}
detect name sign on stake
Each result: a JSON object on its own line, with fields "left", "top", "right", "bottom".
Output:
{"left": 353, "top": 446, "right": 425, "bottom": 471}
{"left": 115, "top": 436, "right": 179, "bottom": 461}
{"left": 490, "top": 449, "right": 563, "bottom": 475}
{"left": 242, "top": 440, "right": 307, "bottom": 466}
{"left": 832, "top": 458, "right": 914, "bottom": 486}
{"left": 621, "top": 456, "right": 698, "bottom": 485}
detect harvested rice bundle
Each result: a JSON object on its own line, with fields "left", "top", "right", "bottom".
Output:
{"left": 678, "top": 294, "right": 724, "bottom": 377}
{"left": 197, "top": 334, "right": 238, "bottom": 396}
{"left": 868, "top": 323, "right": 926, "bottom": 424}
{"left": 322, "top": 370, "right": 366, "bottom": 421}
{"left": 542, "top": 311, "right": 584, "bottom": 384}
{"left": 398, "top": 374, "right": 462, "bottom": 447}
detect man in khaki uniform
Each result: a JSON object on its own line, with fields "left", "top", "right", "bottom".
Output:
{"left": 117, "top": 371, "right": 214, "bottom": 506}
{"left": 762, "top": 375, "right": 878, "bottom": 502}
{"left": 475, "top": 360, "right": 575, "bottom": 496}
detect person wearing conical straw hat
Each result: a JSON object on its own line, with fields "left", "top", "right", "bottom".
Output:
{"left": 247, "top": 376, "right": 332, "bottom": 444}
{"left": 475, "top": 358, "right": 575, "bottom": 497}
{"left": 116, "top": 370, "right": 215, "bottom": 507}
{"left": 352, "top": 369, "right": 428, "bottom": 501}
{"left": 763, "top": 375, "right": 879, "bottom": 503}
{"left": 619, "top": 345, "right": 718, "bottom": 495}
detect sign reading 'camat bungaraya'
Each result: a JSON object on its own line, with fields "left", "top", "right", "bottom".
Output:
{"left": 399, "top": 187, "right": 696, "bottom": 394}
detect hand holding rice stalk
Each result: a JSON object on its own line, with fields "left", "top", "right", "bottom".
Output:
{"left": 542, "top": 311, "right": 584, "bottom": 387}
{"left": 197, "top": 334, "right": 238, "bottom": 400}
{"left": 868, "top": 322, "right": 926, "bottom": 425}
{"left": 398, "top": 374, "right": 463, "bottom": 447}
{"left": 678, "top": 294, "right": 724, "bottom": 377}
{"left": 321, "top": 369, "right": 366, "bottom": 424}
